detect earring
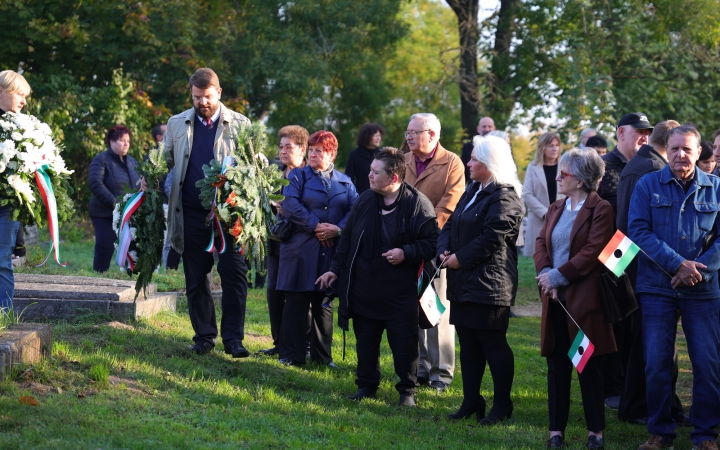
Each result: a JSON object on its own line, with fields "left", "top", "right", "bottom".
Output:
{"left": 577, "top": 184, "right": 582, "bottom": 189}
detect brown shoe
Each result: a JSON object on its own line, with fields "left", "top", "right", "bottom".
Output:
{"left": 693, "top": 441, "right": 718, "bottom": 450}
{"left": 638, "top": 435, "right": 674, "bottom": 450}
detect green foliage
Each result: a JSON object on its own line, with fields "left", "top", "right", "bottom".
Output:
{"left": 197, "top": 122, "right": 288, "bottom": 272}
{"left": 88, "top": 363, "right": 110, "bottom": 384}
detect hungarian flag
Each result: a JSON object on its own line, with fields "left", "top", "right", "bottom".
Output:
{"left": 568, "top": 329, "right": 595, "bottom": 373}
{"left": 417, "top": 263, "right": 446, "bottom": 327}
{"left": 598, "top": 230, "right": 640, "bottom": 277}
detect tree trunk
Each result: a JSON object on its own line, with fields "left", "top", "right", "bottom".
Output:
{"left": 446, "top": 0, "right": 479, "bottom": 141}
{"left": 486, "top": 0, "right": 519, "bottom": 127}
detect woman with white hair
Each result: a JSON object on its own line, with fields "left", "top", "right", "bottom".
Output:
{"left": 437, "top": 135, "right": 523, "bottom": 424}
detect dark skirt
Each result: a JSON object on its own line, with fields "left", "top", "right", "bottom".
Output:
{"left": 449, "top": 301, "right": 510, "bottom": 330}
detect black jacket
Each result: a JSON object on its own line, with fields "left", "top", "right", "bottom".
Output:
{"left": 88, "top": 149, "right": 140, "bottom": 217}
{"left": 460, "top": 141, "right": 474, "bottom": 183}
{"left": 437, "top": 181, "right": 523, "bottom": 306}
{"left": 330, "top": 184, "right": 439, "bottom": 330}
{"left": 616, "top": 144, "right": 666, "bottom": 234}
{"left": 344, "top": 146, "right": 376, "bottom": 194}
{"left": 599, "top": 147, "right": 628, "bottom": 217}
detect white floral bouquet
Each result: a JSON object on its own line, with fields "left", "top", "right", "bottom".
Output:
{"left": 0, "top": 112, "right": 74, "bottom": 265}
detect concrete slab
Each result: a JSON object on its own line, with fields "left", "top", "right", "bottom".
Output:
{"left": 0, "top": 323, "right": 52, "bottom": 378}
{"left": 14, "top": 274, "right": 157, "bottom": 299}
{"left": 13, "top": 293, "right": 177, "bottom": 321}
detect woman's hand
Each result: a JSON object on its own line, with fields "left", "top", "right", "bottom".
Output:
{"left": 536, "top": 272, "right": 555, "bottom": 298}
{"left": 137, "top": 177, "right": 148, "bottom": 192}
{"left": 315, "top": 271, "right": 337, "bottom": 290}
{"left": 381, "top": 248, "right": 405, "bottom": 265}
{"left": 443, "top": 253, "right": 461, "bottom": 269}
{"left": 315, "top": 223, "right": 339, "bottom": 246}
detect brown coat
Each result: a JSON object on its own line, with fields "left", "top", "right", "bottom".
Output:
{"left": 404, "top": 143, "right": 465, "bottom": 229}
{"left": 534, "top": 191, "right": 617, "bottom": 357}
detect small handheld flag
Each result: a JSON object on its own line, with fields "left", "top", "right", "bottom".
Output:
{"left": 568, "top": 329, "right": 595, "bottom": 373}
{"left": 417, "top": 261, "right": 447, "bottom": 327}
{"left": 598, "top": 230, "right": 640, "bottom": 277}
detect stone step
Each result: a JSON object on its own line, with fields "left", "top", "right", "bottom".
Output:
{"left": 13, "top": 293, "right": 177, "bottom": 321}
{"left": 14, "top": 274, "right": 157, "bottom": 301}
{"left": 0, "top": 323, "right": 52, "bottom": 379}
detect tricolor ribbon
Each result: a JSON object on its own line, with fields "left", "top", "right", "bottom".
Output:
{"left": 116, "top": 192, "right": 144, "bottom": 270}
{"left": 205, "top": 156, "right": 235, "bottom": 254}
{"left": 35, "top": 164, "right": 67, "bottom": 267}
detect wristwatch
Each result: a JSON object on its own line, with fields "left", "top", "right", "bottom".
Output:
{"left": 337, "top": 228, "right": 343, "bottom": 237}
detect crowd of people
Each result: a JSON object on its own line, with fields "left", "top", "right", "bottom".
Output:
{"left": 3, "top": 67, "right": 720, "bottom": 450}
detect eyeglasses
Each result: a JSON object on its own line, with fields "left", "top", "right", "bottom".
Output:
{"left": 404, "top": 129, "right": 430, "bottom": 138}
{"left": 558, "top": 170, "right": 574, "bottom": 179}
{"left": 278, "top": 144, "right": 299, "bottom": 152}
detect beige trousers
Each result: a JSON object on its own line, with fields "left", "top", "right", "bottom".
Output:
{"left": 418, "top": 269, "right": 456, "bottom": 385}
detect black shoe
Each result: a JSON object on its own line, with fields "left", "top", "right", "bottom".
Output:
{"left": 398, "top": 393, "right": 416, "bottom": 407}
{"left": 279, "top": 358, "right": 303, "bottom": 366}
{"left": 429, "top": 380, "right": 448, "bottom": 393}
{"left": 188, "top": 342, "right": 214, "bottom": 355}
{"left": 587, "top": 435, "right": 604, "bottom": 449}
{"left": 546, "top": 435, "right": 566, "bottom": 449}
{"left": 349, "top": 388, "right": 376, "bottom": 401}
{"left": 416, "top": 376, "right": 429, "bottom": 387}
{"left": 604, "top": 396, "right": 620, "bottom": 410}
{"left": 448, "top": 397, "right": 486, "bottom": 420}
{"left": 256, "top": 347, "right": 279, "bottom": 356}
{"left": 624, "top": 416, "right": 648, "bottom": 426}
{"left": 224, "top": 342, "right": 250, "bottom": 358}
{"left": 327, "top": 362, "right": 339, "bottom": 369}
{"left": 673, "top": 412, "right": 691, "bottom": 427}
{"left": 479, "top": 403, "right": 514, "bottom": 426}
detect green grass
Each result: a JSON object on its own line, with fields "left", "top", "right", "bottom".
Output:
{"left": 0, "top": 232, "right": 696, "bottom": 449}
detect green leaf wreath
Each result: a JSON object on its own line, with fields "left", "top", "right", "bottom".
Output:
{"left": 196, "top": 121, "right": 288, "bottom": 271}
{"left": 112, "top": 145, "right": 168, "bottom": 299}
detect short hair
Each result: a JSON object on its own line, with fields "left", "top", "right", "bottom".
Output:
{"left": 308, "top": 130, "right": 339, "bottom": 159}
{"left": 374, "top": 147, "right": 406, "bottom": 182}
{"left": 189, "top": 68, "right": 221, "bottom": 90}
{"left": 585, "top": 135, "right": 608, "bottom": 149}
{"left": 649, "top": 120, "right": 681, "bottom": 148}
{"left": 410, "top": 113, "right": 441, "bottom": 139}
{"left": 699, "top": 141, "right": 714, "bottom": 161}
{"left": 356, "top": 123, "right": 384, "bottom": 148}
{"left": 559, "top": 148, "right": 605, "bottom": 193}
{"left": 472, "top": 135, "right": 522, "bottom": 197}
{"left": 533, "top": 131, "right": 562, "bottom": 165}
{"left": 665, "top": 124, "right": 701, "bottom": 148}
{"left": 0, "top": 70, "right": 31, "bottom": 95}
{"left": 712, "top": 129, "right": 720, "bottom": 141}
{"left": 278, "top": 125, "right": 309, "bottom": 150}
{"left": 151, "top": 124, "right": 165, "bottom": 139}
{"left": 580, "top": 128, "right": 596, "bottom": 139}
{"left": 106, "top": 124, "right": 131, "bottom": 146}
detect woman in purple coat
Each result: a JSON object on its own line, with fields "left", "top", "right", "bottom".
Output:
{"left": 276, "top": 131, "right": 358, "bottom": 366}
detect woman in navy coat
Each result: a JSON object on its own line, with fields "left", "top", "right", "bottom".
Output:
{"left": 277, "top": 130, "right": 358, "bottom": 366}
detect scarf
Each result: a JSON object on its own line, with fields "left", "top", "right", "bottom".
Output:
{"left": 311, "top": 163, "right": 334, "bottom": 194}
{"left": 363, "top": 182, "right": 412, "bottom": 260}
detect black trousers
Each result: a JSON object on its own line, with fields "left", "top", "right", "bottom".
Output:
{"left": 456, "top": 325, "right": 514, "bottom": 411}
{"left": 91, "top": 216, "right": 116, "bottom": 272}
{"left": 618, "top": 308, "right": 685, "bottom": 421}
{"left": 166, "top": 248, "right": 182, "bottom": 270}
{"left": 353, "top": 312, "right": 419, "bottom": 394}
{"left": 182, "top": 217, "right": 248, "bottom": 347}
{"left": 280, "top": 291, "right": 333, "bottom": 363}
{"left": 266, "top": 253, "right": 285, "bottom": 347}
{"left": 547, "top": 299, "right": 605, "bottom": 433}
{"left": 603, "top": 317, "right": 631, "bottom": 397}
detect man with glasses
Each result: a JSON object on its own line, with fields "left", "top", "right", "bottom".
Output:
{"left": 404, "top": 113, "right": 465, "bottom": 393}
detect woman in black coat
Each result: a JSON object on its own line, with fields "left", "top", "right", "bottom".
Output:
{"left": 88, "top": 125, "right": 140, "bottom": 272}
{"left": 317, "top": 147, "right": 438, "bottom": 407}
{"left": 437, "top": 135, "right": 523, "bottom": 423}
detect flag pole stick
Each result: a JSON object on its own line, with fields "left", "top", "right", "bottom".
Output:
{"left": 556, "top": 300, "right": 583, "bottom": 331}
{"left": 637, "top": 248, "right": 673, "bottom": 278}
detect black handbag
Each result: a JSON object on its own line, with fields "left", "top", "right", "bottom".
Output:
{"left": 597, "top": 268, "right": 638, "bottom": 323}
{"left": 269, "top": 216, "right": 293, "bottom": 242}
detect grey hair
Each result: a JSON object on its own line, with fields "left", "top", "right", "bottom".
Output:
{"left": 410, "top": 113, "right": 441, "bottom": 139}
{"left": 665, "top": 124, "right": 701, "bottom": 148}
{"left": 472, "top": 135, "right": 523, "bottom": 197}
{"left": 580, "top": 128, "right": 596, "bottom": 139}
{"left": 486, "top": 130, "right": 511, "bottom": 144}
{"left": 559, "top": 148, "right": 605, "bottom": 193}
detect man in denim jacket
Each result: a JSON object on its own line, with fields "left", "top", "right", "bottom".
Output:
{"left": 628, "top": 125, "right": 720, "bottom": 450}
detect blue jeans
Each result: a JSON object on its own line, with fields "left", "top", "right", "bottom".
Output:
{"left": 0, "top": 205, "right": 20, "bottom": 309}
{"left": 640, "top": 293, "right": 720, "bottom": 445}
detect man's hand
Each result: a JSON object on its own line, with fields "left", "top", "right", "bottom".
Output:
{"left": 671, "top": 260, "right": 707, "bottom": 289}
{"left": 381, "top": 248, "right": 405, "bottom": 265}
{"left": 315, "top": 271, "right": 337, "bottom": 290}
{"left": 443, "top": 253, "right": 461, "bottom": 269}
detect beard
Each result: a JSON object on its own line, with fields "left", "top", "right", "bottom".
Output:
{"left": 194, "top": 102, "right": 219, "bottom": 120}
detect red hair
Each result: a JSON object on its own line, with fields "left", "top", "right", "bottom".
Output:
{"left": 308, "top": 130, "right": 338, "bottom": 156}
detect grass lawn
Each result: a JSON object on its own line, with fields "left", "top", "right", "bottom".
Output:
{"left": 0, "top": 233, "right": 695, "bottom": 449}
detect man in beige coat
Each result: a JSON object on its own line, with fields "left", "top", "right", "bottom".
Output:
{"left": 404, "top": 113, "right": 465, "bottom": 391}
{"left": 165, "top": 68, "right": 252, "bottom": 358}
